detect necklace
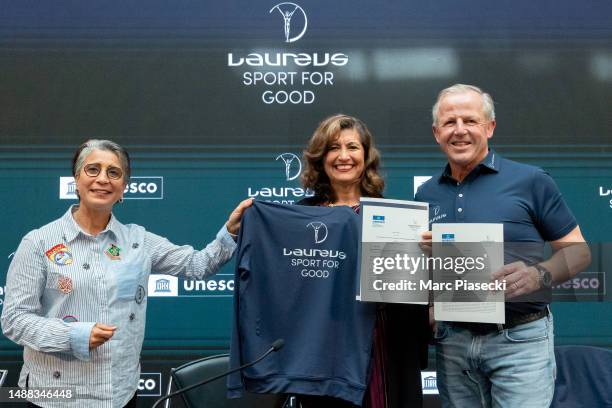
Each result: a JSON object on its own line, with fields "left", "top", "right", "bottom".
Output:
{"left": 327, "top": 201, "right": 360, "bottom": 207}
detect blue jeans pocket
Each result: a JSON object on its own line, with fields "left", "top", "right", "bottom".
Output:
{"left": 504, "top": 318, "right": 548, "bottom": 343}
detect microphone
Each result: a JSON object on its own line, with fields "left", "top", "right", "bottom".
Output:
{"left": 151, "top": 339, "right": 285, "bottom": 408}
{"left": 270, "top": 338, "right": 285, "bottom": 351}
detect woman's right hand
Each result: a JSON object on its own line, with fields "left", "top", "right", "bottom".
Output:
{"left": 226, "top": 198, "right": 254, "bottom": 236}
{"left": 89, "top": 323, "right": 117, "bottom": 350}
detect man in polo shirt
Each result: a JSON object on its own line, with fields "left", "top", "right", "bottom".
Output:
{"left": 416, "top": 84, "right": 591, "bottom": 407}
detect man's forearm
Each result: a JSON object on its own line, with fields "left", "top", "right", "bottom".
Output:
{"left": 539, "top": 241, "right": 591, "bottom": 284}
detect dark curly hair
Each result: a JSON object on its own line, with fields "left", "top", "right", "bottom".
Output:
{"left": 301, "top": 114, "right": 384, "bottom": 203}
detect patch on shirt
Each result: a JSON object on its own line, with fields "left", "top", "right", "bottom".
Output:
{"left": 45, "top": 244, "right": 73, "bottom": 266}
{"left": 105, "top": 244, "right": 122, "bottom": 260}
{"left": 62, "top": 315, "right": 78, "bottom": 323}
{"left": 135, "top": 285, "right": 146, "bottom": 304}
{"left": 57, "top": 275, "right": 73, "bottom": 294}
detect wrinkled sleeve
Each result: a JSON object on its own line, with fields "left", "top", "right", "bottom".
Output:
{"left": 145, "top": 224, "right": 236, "bottom": 279}
{"left": 531, "top": 168, "right": 577, "bottom": 241}
{"left": 1, "top": 234, "right": 92, "bottom": 360}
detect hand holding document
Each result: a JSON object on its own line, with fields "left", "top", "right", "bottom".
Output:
{"left": 357, "top": 200, "right": 506, "bottom": 322}
{"left": 432, "top": 223, "right": 505, "bottom": 324}
{"left": 358, "top": 198, "right": 429, "bottom": 304}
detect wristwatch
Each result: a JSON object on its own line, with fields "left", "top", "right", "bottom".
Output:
{"left": 533, "top": 263, "right": 553, "bottom": 289}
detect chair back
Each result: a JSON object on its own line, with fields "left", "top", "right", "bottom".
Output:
{"left": 171, "top": 354, "right": 281, "bottom": 408}
{"left": 552, "top": 345, "right": 612, "bottom": 407}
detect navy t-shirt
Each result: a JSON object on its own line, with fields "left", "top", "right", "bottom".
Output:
{"left": 415, "top": 150, "right": 577, "bottom": 315}
{"left": 228, "top": 201, "right": 376, "bottom": 405}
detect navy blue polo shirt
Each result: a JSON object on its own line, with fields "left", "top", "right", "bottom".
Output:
{"left": 415, "top": 149, "right": 577, "bottom": 315}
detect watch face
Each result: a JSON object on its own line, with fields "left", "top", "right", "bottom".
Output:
{"left": 539, "top": 266, "right": 552, "bottom": 287}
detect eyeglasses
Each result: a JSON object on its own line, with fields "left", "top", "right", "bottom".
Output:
{"left": 83, "top": 164, "right": 124, "bottom": 180}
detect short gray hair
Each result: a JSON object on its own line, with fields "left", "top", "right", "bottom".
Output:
{"left": 432, "top": 84, "right": 495, "bottom": 125}
{"left": 72, "top": 139, "right": 131, "bottom": 181}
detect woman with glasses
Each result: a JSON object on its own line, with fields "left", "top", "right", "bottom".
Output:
{"left": 1, "top": 139, "right": 252, "bottom": 408}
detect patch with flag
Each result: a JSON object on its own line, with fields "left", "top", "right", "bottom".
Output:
{"left": 105, "top": 244, "right": 121, "bottom": 260}
{"left": 45, "top": 244, "right": 73, "bottom": 266}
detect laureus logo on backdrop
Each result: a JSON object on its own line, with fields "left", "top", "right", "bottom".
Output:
{"left": 599, "top": 185, "right": 612, "bottom": 209}
{"left": 270, "top": 2, "right": 307, "bottom": 43}
{"left": 247, "top": 153, "right": 313, "bottom": 204}
{"left": 276, "top": 153, "right": 301, "bottom": 180}
{"left": 226, "top": 2, "right": 349, "bottom": 105}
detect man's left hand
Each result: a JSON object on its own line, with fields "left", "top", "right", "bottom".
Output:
{"left": 491, "top": 261, "right": 540, "bottom": 299}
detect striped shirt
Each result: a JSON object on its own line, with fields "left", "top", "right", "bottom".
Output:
{"left": 1, "top": 205, "right": 236, "bottom": 408}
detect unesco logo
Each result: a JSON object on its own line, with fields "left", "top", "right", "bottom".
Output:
{"left": 269, "top": 2, "right": 308, "bottom": 43}
{"left": 59, "top": 177, "right": 164, "bottom": 200}
{"left": 421, "top": 371, "right": 439, "bottom": 395}
{"left": 276, "top": 153, "right": 302, "bottom": 181}
{"left": 123, "top": 177, "right": 164, "bottom": 199}
{"left": 307, "top": 221, "right": 328, "bottom": 244}
{"left": 137, "top": 373, "right": 161, "bottom": 397}
{"left": 155, "top": 279, "right": 171, "bottom": 293}
{"left": 148, "top": 275, "right": 178, "bottom": 297}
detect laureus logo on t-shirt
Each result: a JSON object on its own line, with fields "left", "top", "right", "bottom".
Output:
{"left": 306, "top": 221, "right": 328, "bottom": 244}
{"left": 282, "top": 219, "right": 346, "bottom": 279}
